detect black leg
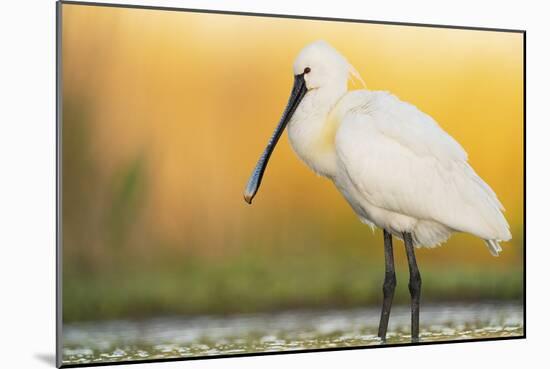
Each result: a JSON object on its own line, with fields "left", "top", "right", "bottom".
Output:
{"left": 403, "top": 232, "right": 421, "bottom": 342}
{"left": 377, "top": 229, "right": 396, "bottom": 341}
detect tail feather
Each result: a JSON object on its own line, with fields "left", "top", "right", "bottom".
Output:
{"left": 484, "top": 239, "right": 503, "bottom": 257}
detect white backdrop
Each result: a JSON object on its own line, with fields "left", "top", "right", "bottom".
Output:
{"left": 0, "top": 0, "right": 546, "bottom": 368}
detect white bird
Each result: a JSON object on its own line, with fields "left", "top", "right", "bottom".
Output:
{"left": 243, "top": 40, "right": 511, "bottom": 342}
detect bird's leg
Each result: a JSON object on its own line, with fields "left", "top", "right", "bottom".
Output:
{"left": 377, "top": 229, "right": 396, "bottom": 341}
{"left": 403, "top": 232, "right": 422, "bottom": 342}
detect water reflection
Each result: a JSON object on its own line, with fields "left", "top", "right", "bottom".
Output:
{"left": 63, "top": 303, "right": 523, "bottom": 365}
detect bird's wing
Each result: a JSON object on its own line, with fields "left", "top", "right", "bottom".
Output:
{"left": 334, "top": 90, "right": 511, "bottom": 242}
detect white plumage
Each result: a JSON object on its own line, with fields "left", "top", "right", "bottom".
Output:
{"left": 286, "top": 40, "right": 511, "bottom": 255}
{"left": 242, "top": 40, "right": 512, "bottom": 340}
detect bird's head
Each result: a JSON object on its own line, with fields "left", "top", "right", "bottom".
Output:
{"left": 292, "top": 40, "right": 364, "bottom": 92}
{"left": 243, "top": 40, "right": 363, "bottom": 204}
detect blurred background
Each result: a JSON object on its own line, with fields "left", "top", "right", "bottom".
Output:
{"left": 61, "top": 4, "right": 524, "bottom": 323}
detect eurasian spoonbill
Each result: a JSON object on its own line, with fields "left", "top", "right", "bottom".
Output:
{"left": 243, "top": 40, "right": 511, "bottom": 342}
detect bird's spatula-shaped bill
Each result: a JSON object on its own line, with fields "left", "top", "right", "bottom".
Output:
{"left": 243, "top": 74, "right": 308, "bottom": 204}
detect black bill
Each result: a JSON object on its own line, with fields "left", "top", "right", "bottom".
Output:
{"left": 243, "top": 74, "right": 308, "bottom": 204}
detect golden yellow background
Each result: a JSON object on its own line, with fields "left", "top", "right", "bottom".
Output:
{"left": 61, "top": 4, "right": 523, "bottom": 321}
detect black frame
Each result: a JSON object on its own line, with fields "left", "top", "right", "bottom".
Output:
{"left": 56, "top": 1, "right": 527, "bottom": 367}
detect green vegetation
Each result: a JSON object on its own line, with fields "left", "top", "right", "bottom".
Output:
{"left": 63, "top": 250, "right": 522, "bottom": 322}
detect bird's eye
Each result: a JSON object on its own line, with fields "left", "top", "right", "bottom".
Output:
{"left": 304, "top": 67, "right": 311, "bottom": 74}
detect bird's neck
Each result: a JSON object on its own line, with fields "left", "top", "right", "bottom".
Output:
{"left": 288, "top": 85, "right": 347, "bottom": 178}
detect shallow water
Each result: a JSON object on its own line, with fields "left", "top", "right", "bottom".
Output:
{"left": 63, "top": 302, "right": 523, "bottom": 365}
